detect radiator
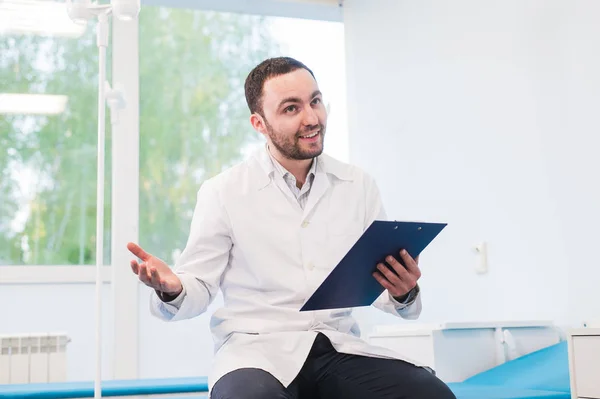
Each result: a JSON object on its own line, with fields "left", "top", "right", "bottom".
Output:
{"left": 0, "top": 333, "right": 70, "bottom": 384}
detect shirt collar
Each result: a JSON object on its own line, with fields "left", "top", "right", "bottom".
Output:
{"left": 266, "top": 144, "right": 317, "bottom": 182}
{"left": 254, "top": 142, "right": 354, "bottom": 188}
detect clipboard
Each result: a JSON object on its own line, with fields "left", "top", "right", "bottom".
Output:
{"left": 300, "top": 220, "right": 447, "bottom": 311}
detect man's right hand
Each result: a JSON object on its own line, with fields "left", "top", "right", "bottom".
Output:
{"left": 127, "top": 242, "right": 183, "bottom": 297}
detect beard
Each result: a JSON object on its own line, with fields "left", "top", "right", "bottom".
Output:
{"left": 264, "top": 119, "right": 326, "bottom": 161}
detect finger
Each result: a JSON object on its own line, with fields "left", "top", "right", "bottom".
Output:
{"left": 150, "top": 268, "right": 162, "bottom": 289}
{"left": 376, "top": 262, "right": 404, "bottom": 287}
{"left": 385, "top": 255, "right": 411, "bottom": 281}
{"left": 130, "top": 259, "right": 140, "bottom": 275}
{"left": 372, "top": 271, "right": 395, "bottom": 293}
{"left": 127, "top": 242, "right": 150, "bottom": 262}
{"left": 373, "top": 271, "right": 405, "bottom": 297}
{"left": 377, "top": 266, "right": 409, "bottom": 295}
{"left": 138, "top": 263, "right": 152, "bottom": 285}
{"left": 400, "top": 250, "right": 422, "bottom": 278}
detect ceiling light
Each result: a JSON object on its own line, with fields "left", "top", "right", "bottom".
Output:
{"left": 0, "top": 93, "right": 68, "bottom": 115}
{"left": 0, "top": 0, "right": 87, "bottom": 38}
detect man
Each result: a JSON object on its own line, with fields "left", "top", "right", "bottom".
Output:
{"left": 128, "top": 57, "right": 456, "bottom": 399}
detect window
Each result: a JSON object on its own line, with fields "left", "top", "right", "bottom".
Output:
{"left": 0, "top": 0, "right": 112, "bottom": 266}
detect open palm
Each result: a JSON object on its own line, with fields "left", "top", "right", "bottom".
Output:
{"left": 127, "top": 242, "right": 182, "bottom": 296}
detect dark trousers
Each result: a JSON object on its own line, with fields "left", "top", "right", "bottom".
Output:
{"left": 211, "top": 333, "right": 456, "bottom": 399}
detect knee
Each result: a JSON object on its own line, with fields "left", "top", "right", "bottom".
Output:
{"left": 423, "top": 384, "right": 456, "bottom": 399}
{"left": 408, "top": 368, "right": 457, "bottom": 399}
{"left": 211, "top": 368, "right": 288, "bottom": 399}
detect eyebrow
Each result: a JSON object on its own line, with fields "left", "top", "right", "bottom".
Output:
{"left": 277, "top": 90, "right": 322, "bottom": 110}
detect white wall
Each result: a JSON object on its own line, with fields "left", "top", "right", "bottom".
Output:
{"left": 0, "top": 281, "right": 217, "bottom": 382}
{"left": 551, "top": 1, "right": 600, "bottom": 327}
{"left": 344, "top": 0, "right": 600, "bottom": 332}
{"left": 137, "top": 288, "right": 219, "bottom": 379}
{"left": 0, "top": 284, "right": 114, "bottom": 381}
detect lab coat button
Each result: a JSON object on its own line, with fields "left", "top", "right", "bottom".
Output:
{"left": 301, "top": 221, "right": 309, "bottom": 228}
{"left": 307, "top": 262, "right": 315, "bottom": 270}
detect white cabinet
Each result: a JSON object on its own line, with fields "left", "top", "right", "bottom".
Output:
{"left": 568, "top": 328, "right": 600, "bottom": 399}
{"left": 368, "top": 321, "right": 562, "bottom": 383}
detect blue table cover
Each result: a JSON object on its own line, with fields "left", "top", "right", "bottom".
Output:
{"left": 0, "top": 376, "right": 208, "bottom": 398}
{"left": 448, "top": 341, "right": 570, "bottom": 399}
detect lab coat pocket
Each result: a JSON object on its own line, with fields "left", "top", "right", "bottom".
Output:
{"left": 325, "top": 219, "right": 364, "bottom": 270}
{"left": 328, "top": 218, "right": 364, "bottom": 236}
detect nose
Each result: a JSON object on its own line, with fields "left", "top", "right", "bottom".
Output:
{"left": 302, "top": 105, "right": 319, "bottom": 126}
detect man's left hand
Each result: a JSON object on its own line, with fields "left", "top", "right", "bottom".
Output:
{"left": 372, "top": 249, "right": 421, "bottom": 298}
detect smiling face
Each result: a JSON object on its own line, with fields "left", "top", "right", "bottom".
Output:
{"left": 250, "top": 68, "right": 327, "bottom": 161}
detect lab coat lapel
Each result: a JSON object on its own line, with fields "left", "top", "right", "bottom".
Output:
{"left": 252, "top": 145, "right": 302, "bottom": 213}
{"left": 302, "top": 161, "right": 330, "bottom": 220}
{"left": 273, "top": 175, "right": 303, "bottom": 212}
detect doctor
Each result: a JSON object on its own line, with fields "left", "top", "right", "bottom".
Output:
{"left": 128, "top": 57, "right": 455, "bottom": 399}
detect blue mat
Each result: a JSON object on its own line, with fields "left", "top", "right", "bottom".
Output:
{"left": 447, "top": 385, "right": 569, "bottom": 399}
{"left": 448, "top": 341, "right": 570, "bottom": 399}
{"left": 0, "top": 377, "right": 208, "bottom": 398}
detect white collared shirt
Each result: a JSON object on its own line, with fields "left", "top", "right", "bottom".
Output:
{"left": 150, "top": 144, "right": 423, "bottom": 392}
{"left": 267, "top": 146, "right": 317, "bottom": 210}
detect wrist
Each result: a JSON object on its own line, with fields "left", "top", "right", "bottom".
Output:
{"left": 393, "top": 291, "right": 411, "bottom": 303}
{"left": 158, "top": 284, "right": 183, "bottom": 302}
{"left": 393, "top": 284, "right": 419, "bottom": 304}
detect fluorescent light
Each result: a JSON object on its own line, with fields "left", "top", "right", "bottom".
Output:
{"left": 0, "top": 93, "right": 68, "bottom": 115}
{"left": 0, "top": 0, "right": 87, "bottom": 38}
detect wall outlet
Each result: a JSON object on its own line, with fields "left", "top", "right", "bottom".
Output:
{"left": 474, "top": 242, "right": 488, "bottom": 274}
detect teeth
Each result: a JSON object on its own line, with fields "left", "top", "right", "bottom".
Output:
{"left": 302, "top": 131, "right": 319, "bottom": 138}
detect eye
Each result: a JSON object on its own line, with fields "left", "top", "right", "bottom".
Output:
{"left": 284, "top": 105, "right": 297, "bottom": 113}
{"left": 311, "top": 97, "right": 322, "bottom": 105}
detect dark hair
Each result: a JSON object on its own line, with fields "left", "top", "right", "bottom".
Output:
{"left": 244, "top": 57, "right": 316, "bottom": 116}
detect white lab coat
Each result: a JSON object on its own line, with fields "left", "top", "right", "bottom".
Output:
{"left": 150, "top": 145, "right": 423, "bottom": 392}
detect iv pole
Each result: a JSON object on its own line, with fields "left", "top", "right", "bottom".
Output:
{"left": 66, "top": 1, "right": 139, "bottom": 397}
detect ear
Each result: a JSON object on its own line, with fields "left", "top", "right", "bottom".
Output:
{"left": 250, "top": 113, "right": 268, "bottom": 135}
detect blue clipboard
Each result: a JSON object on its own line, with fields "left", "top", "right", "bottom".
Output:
{"left": 300, "top": 220, "right": 447, "bottom": 311}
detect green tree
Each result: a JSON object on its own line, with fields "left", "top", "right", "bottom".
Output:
{"left": 0, "top": 7, "right": 279, "bottom": 265}
{"left": 0, "top": 27, "right": 108, "bottom": 265}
